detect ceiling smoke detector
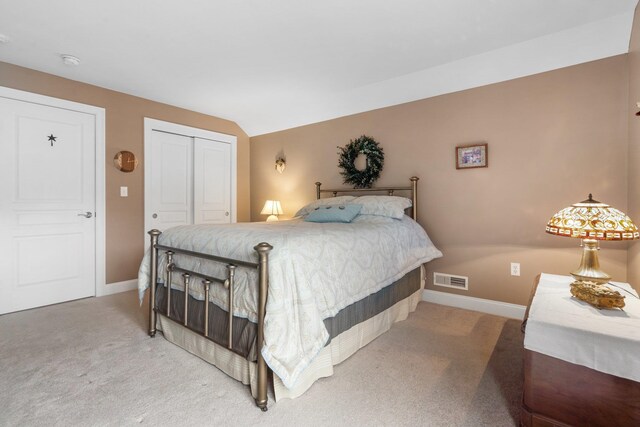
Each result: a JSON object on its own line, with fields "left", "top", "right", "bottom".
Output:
{"left": 61, "top": 54, "right": 80, "bottom": 66}
{"left": 0, "top": 34, "right": 10, "bottom": 44}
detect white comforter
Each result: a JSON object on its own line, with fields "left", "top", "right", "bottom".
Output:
{"left": 138, "top": 216, "right": 442, "bottom": 388}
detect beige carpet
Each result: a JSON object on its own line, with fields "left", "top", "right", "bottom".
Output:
{"left": 0, "top": 291, "right": 523, "bottom": 426}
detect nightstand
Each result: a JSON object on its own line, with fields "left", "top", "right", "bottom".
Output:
{"left": 521, "top": 273, "right": 640, "bottom": 426}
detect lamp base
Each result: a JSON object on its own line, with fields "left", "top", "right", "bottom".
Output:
{"left": 570, "top": 239, "right": 611, "bottom": 285}
{"left": 265, "top": 215, "right": 279, "bottom": 222}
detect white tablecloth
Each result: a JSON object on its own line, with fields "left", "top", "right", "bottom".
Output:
{"left": 524, "top": 273, "right": 640, "bottom": 382}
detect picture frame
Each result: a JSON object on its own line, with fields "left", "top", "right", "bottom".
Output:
{"left": 456, "top": 143, "right": 488, "bottom": 169}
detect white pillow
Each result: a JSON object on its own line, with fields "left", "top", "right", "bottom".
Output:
{"left": 294, "top": 196, "right": 357, "bottom": 217}
{"left": 351, "top": 214, "right": 397, "bottom": 224}
{"left": 353, "top": 195, "right": 412, "bottom": 219}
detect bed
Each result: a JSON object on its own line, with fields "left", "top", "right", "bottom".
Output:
{"left": 138, "top": 177, "right": 442, "bottom": 410}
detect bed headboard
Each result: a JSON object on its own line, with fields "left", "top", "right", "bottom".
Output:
{"left": 314, "top": 176, "right": 419, "bottom": 219}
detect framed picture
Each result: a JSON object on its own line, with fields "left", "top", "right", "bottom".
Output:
{"left": 456, "top": 143, "right": 488, "bottom": 169}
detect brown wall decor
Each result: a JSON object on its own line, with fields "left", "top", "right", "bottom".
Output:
{"left": 113, "top": 150, "right": 138, "bottom": 173}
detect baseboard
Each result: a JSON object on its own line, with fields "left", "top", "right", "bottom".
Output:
{"left": 422, "top": 289, "right": 526, "bottom": 320}
{"left": 97, "top": 279, "right": 137, "bottom": 297}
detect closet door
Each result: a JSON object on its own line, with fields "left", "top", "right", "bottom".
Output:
{"left": 144, "top": 118, "right": 236, "bottom": 241}
{"left": 146, "top": 130, "right": 193, "bottom": 232}
{"left": 193, "top": 137, "right": 231, "bottom": 224}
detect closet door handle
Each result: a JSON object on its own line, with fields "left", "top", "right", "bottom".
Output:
{"left": 77, "top": 212, "right": 93, "bottom": 218}
{"left": 152, "top": 213, "right": 158, "bottom": 219}
{"left": 225, "top": 212, "right": 229, "bottom": 217}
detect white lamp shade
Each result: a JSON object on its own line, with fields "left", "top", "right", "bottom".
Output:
{"left": 261, "top": 200, "right": 283, "bottom": 221}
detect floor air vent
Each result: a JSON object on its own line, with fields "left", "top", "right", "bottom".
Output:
{"left": 433, "top": 272, "right": 468, "bottom": 290}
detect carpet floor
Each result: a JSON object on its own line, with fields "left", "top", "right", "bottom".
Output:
{"left": 0, "top": 291, "right": 523, "bottom": 426}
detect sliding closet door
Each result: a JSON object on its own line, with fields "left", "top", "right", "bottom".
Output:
{"left": 144, "top": 118, "right": 236, "bottom": 240}
{"left": 146, "top": 130, "right": 193, "bottom": 231}
{"left": 193, "top": 137, "right": 231, "bottom": 224}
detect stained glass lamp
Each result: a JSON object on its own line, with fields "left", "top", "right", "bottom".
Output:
{"left": 545, "top": 194, "right": 639, "bottom": 284}
{"left": 260, "top": 200, "right": 283, "bottom": 222}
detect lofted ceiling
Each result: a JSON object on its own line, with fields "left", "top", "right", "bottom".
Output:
{"left": 0, "top": 0, "right": 637, "bottom": 136}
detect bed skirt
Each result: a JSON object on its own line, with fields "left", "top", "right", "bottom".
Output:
{"left": 156, "top": 266, "right": 424, "bottom": 401}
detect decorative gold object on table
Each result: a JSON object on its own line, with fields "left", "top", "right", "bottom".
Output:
{"left": 569, "top": 280, "right": 625, "bottom": 309}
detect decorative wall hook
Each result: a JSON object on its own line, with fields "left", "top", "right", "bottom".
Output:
{"left": 275, "top": 153, "right": 286, "bottom": 173}
{"left": 47, "top": 134, "right": 57, "bottom": 147}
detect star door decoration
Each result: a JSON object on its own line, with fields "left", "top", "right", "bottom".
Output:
{"left": 47, "top": 134, "right": 57, "bottom": 147}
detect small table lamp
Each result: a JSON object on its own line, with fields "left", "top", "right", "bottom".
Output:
{"left": 261, "top": 200, "right": 283, "bottom": 222}
{"left": 545, "top": 194, "right": 639, "bottom": 284}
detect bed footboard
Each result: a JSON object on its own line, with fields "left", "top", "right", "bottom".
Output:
{"left": 147, "top": 229, "right": 273, "bottom": 411}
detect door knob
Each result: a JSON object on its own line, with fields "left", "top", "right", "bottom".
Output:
{"left": 152, "top": 213, "right": 158, "bottom": 219}
{"left": 225, "top": 212, "right": 229, "bottom": 216}
{"left": 77, "top": 212, "right": 93, "bottom": 218}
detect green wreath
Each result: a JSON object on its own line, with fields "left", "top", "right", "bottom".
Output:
{"left": 337, "top": 135, "right": 384, "bottom": 189}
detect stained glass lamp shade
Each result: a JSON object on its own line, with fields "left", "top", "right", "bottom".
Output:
{"left": 260, "top": 200, "right": 283, "bottom": 222}
{"left": 546, "top": 194, "right": 639, "bottom": 283}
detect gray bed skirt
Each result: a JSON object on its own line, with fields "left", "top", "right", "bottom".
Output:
{"left": 154, "top": 267, "right": 422, "bottom": 361}
{"left": 154, "top": 266, "right": 424, "bottom": 401}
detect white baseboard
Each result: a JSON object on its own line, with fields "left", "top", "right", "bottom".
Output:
{"left": 97, "top": 279, "right": 137, "bottom": 297}
{"left": 422, "top": 289, "right": 526, "bottom": 320}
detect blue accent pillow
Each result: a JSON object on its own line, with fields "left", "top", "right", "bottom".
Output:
{"left": 304, "top": 204, "right": 362, "bottom": 223}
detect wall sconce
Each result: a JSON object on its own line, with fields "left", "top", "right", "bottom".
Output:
{"left": 275, "top": 155, "right": 286, "bottom": 173}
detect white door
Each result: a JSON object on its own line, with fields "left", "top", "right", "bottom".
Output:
{"left": 147, "top": 130, "right": 194, "bottom": 230}
{"left": 193, "top": 137, "right": 231, "bottom": 225}
{"left": 0, "top": 97, "right": 96, "bottom": 314}
{"left": 145, "top": 126, "right": 233, "bottom": 234}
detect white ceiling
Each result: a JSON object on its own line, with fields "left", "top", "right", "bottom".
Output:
{"left": 0, "top": 1, "right": 637, "bottom": 136}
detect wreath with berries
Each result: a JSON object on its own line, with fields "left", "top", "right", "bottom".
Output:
{"left": 337, "top": 135, "right": 384, "bottom": 189}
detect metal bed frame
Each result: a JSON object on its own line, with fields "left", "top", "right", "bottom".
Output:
{"left": 146, "top": 176, "right": 420, "bottom": 411}
{"left": 316, "top": 176, "right": 418, "bottom": 219}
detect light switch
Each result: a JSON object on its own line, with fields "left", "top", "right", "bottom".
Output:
{"left": 120, "top": 186, "right": 128, "bottom": 197}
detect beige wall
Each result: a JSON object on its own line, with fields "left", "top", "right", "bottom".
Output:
{"left": 628, "top": 4, "right": 640, "bottom": 286}
{"left": 0, "top": 61, "right": 251, "bottom": 285}
{"left": 250, "top": 56, "right": 629, "bottom": 305}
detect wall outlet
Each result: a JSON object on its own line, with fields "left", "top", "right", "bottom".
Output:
{"left": 511, "top": 262, "right": 520, "bottom": 277}
{"left": 120, "top": 186, "right": 128, "bottom": 197}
